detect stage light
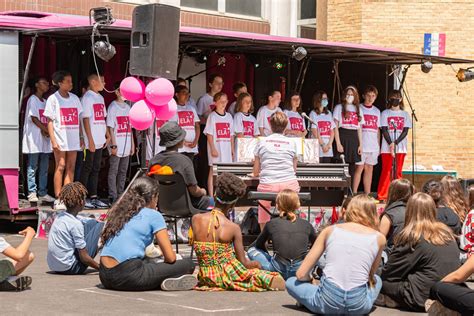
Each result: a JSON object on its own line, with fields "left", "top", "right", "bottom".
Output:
{"left": 90, "top": 7, "right": 115, "bottom": 26}
{"left": 292, "top": 46, "right": 307, "bottom": 61}
{"left": 93, "top": 35, "right": 116, "bottom": 62}
{"left": 456, "top": 68, "right": 474, "bottom": 82}
{"left": 421, "top": 60, "right": 433, "bottom": 73}
{"left": 255, "top": 63, "right": 260, "bottom": 68}
{"left": 273, "top": 62, "right": 285, "bottom": 70}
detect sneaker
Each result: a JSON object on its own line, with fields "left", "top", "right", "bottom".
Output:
{"left": 91, "top": 198, "right": 109, "bottom": 209}
{"left": 0, "top": 276, "right": 32, "bottom": 291}
{"left": 425, "top": 299, "right": 460, "bottom": 316}
{"left": 27, "top": 193, "right": 38, "bottom": 203}
{"left": 39, "top": 194, "right": 55, "bottom": 203}
{"left": 160, "top": 274, "right": 198, "bottom": 291}
{"left": 84, "top": 199, "right": 96, "bottom": 209}
{"left": 53, "top": 200, "right": 67, "bottom": 210}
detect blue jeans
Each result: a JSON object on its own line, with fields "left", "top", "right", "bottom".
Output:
{"left": 286, "top": 274, "right": 382, "bottom": 315}
{"left": 27, "top": 153, "right": 50, "bottom": 196}
{"left": 247, "top": 247, "right": 302, "bottom": 280}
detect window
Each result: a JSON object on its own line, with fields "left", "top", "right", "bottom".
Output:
{"left": 300, "top": 0, "right": 316, "bottom": 20}
{"left": 225, "top": 0, "right": 261, "bottom": 17}
{"left": 181, "top": 0, "right": 218, "bottom": 11}
{"left": 298, "top": 0, "right": 316, "bottom": 39}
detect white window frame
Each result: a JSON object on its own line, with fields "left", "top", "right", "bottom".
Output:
{"left": 181, "top": 0, "right": 265, "bottom": 21}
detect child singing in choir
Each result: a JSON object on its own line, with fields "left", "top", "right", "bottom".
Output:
{"left": 256, "top": 90, "right": 282, "bottom": 136}
{"left": 309, "top": 91, "right": 335, "bottom": 163}
{"left": 283, "top": 91, "right": 307, "bottom": 138}
{"left": 233, "top": 92, "right": 259, "bottom": 138}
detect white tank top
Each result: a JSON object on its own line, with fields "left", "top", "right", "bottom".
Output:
{"left": 323, "top": 226, "right": 380, "bottom": 291}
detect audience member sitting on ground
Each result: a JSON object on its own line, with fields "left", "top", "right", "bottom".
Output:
{"left": 47, "top": 182, "right": 104, "bottom": 275}
{"left": 441, "top": 176, "right": 469, "bottom": 230}
{"left": 422, "top": 179, "right": 462, "bottom": 235}
{"left": 378, "top": 192, "right": 460, "bottom": 311}
{"left": 460, "top": 185, "right": 474, "bottom": 259}
{"left": 0, "top": 226, "right": 35, "bottom": 291}
{"left": 191, "top": 172, "right": 286, "bottom": 291}
{"left": 286, "top": 194, "right": 386, "bottom": 315}
{"left": 148, "top": 121, "right": 212, "bottom": 211}
{"left": 427, "top": 255, "right": 474, "bottom": 316}
{"left": 379, "top": 179, "right": 415, "bottom": 255}
{"left": 99, "top": 176, "right": 196, "bottom": 291}
{"left": 247, "top": 189, "right": 316, "bottom": 280}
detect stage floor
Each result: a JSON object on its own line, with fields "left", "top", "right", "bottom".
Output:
{"left": 1, "top": 229, "right": 462, "bottom": 315}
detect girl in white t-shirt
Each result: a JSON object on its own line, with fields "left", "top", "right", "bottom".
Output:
{"left": 256, "top": 90, "right": 282, "bottom": 136}
{"left": 107, "top": 83, "right": 135, "bottom": 202}
{"left": 377, "top": 90, "right": 412, "bottom": 201}
{"left": 44, "top": 71, "right": 83, "bottom": 210}
{"left": 22, "top": 77, "right": 55, "bottom": 203}
{"left": 353, "top": 85, "right": 381, "bottom": 194}
{"left": 333, "top": 86, "right": 364, "bottom": 183}
{"left": 204, "top": 92, "right": 235, "bottom": 194}
{"left": 233, "top": 92, "right": 259, "bottom": 138}
{"left": 283, "top": 91, "right": 307, "bottom": 138}
{"left": 309, "top": 91, "right": 335, "bottom": 163}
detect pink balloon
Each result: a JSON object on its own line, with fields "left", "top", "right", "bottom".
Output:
{"left": 129, "top": 100, "right": 155, "bottom": 130}
{"left": 120, "top": 77, "right": 145, "bottom": 102}
{"left": 155, "top": 98, "right": 177, "bottom": 121}
{"left": 145, "top": 78, "right": 174, "bottom": 106}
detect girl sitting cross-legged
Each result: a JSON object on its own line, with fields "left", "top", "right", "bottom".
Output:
{"left": 191, "top": 172, "right": 286, "bottom": 291}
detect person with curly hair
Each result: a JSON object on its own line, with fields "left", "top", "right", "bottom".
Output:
{"left": 191, "top": 173, "right": 286, "bottom": 291}
{"left": 99, "top": 176, "right": 196, "bottom": 291}
{"left": 47, "top": 182, "right": 104, "bottom": 274}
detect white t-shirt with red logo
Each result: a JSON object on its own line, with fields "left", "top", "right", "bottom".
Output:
{"left": 204, "top": 111, "right": 234, "bottom": 166}
{"left": 254, "top": 133, "right": 298, "bottom": 184}
{"left": 360, "top": 104, "right": 381, "bottom": 153}
{"left": 146, "top": 119, "right": 167, "bottom": 161}
{"left": 81, "top": 90, "right": 107, "bottom": 149}
{"left": 106, "top": 101, "right": 132, "bottom": 158}
{"left": 284, "top": 110, "right": 306, "bottom": 134}
{"left": 170, "top": 104, "right": 200, "bottom": 154}
{"left": 380, "top": 109, "right": 412, "bottom": 154}
{"left": 44, "top": 91, "right": 83, "bottom": 151}
{"left": 233, "top": 112, "right": 259, "bottom": 137}
{"left": 196, "top": 93, "right": 214, "bottom": 119}
{"left": 309, "top": 110, "right": 336, "bottom": 158}
{"left": 256, "top": 105, "right": 282, "bottom": 136}
{"left": 333, "top": 104, "right": 364, "bottom": 130}
{"left": 22, "top": 95, "right": 52, "bottom": 154}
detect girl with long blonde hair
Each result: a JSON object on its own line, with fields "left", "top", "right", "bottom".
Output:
{"left": 441, "top": 175, "right": 469, "bottom": 222}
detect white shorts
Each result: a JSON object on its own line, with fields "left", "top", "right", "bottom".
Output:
{"left": 356, "top": 152, "right": 379, "bottom": 166}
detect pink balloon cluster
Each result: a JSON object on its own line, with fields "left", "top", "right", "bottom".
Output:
{"left": 119, "top": 77, "right": 176, "bottom": 130}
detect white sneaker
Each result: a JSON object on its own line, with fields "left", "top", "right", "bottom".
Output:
{"left": 160, "top": 275, "right": 197, "bottom": 291}
{"left": 53, "top": 200, "right": 67, "bottom": 210}
{"left": 39, "top": 194, "right": 55, "bottom": 203}
{"left": 27, "top": 193, "right": 38, "bottom": 203}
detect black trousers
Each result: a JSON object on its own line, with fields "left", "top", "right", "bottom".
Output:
{"left": 191, "top": 195, "right": 212, "bottom": 210}
{"left": 80, "top": 148, "right": 103, "bottom": 197}
{"left": 99, "top": 257, "right": 195, "bottom": 291}
{"left": 430, "top": 281, "right": 474, "bottom": 316}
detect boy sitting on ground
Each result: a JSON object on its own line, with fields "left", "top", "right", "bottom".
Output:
{"left": 47, "top": 182, "right": 104, "bottom": 274}
{"left": 0, "top": 226, "right": 35, "bottom": 291}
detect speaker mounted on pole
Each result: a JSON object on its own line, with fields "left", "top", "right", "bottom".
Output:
{"left": 130, "top": 4, "right": 180, "bottom": 79}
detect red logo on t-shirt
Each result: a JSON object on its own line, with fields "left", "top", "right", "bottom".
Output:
{"left": 289, "top": 117, "right": 304, "bottom": 131}
{"left": 216, "top": 122, "right": 230, "bottom": 139}
{"left": 387, "top": 116, "right": 405, "bottom": 131}
{"left": 318, "top": 121, "right": 332, "bottom": 136}
{"left": 116, "top": 116, "right": 131, "bottom": 134}
{"left": 363, "top": 114, "right": 378, "bottom": 131}
{"left": 60, "top": 108, "right": 79, "bottom": 126}
{"left": 243, "top": 120, "right": 254, "bottom": 137}
{"left": 342, "top": 111, "right": 359, "bottom": 126}
{"left": 267, "top": 116, "right": 271, "bottom": 125}
{"left": 178, "top": 111, "right": 194, "bottom": 127}
{"left": 38, "top": 109, "right": 48, "bottom": 126}
{"left": 93, "top": 104, "right": 106, "bottom": 121}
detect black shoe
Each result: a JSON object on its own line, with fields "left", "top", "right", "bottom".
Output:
{"left": 0, "top": 276, "right": 32, "bottom": 291}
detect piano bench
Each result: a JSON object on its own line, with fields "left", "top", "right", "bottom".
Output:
{"left": 247, "top": 191, "right": 311, "bottom": 202}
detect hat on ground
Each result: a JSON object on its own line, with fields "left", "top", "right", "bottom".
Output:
{"left": 159, "top": 121, "right": 186, "bottom": 147}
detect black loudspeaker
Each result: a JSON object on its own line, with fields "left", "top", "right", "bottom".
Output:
{"left": 130, "top": 4, "right": 180, "bottom": 79}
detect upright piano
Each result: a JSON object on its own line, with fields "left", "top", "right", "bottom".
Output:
{"left": 213, "top": 163, "right": 351, "bottom": 207}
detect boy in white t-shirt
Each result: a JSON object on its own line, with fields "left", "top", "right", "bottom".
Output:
{"left": 107, "top": 83, "right": 135, "bottom": 202}
{"left": 204, "top": 92, "right": 234, "bottom": 194}
{"left": 256, "top": 90, "right": 282, "bottom": 136}
{"left": 227, "top": 82, "right": 247, "bottom": 116}
{"left": 22, "top": 77, "right": 55, "bottom": 203}
{"left": 353, "top": 85, "right": 381, "bottom": 195}
{"left": 196, "top": 74, "right": 224, "bottom": 123}
{"left": 176, "top": 77, "right": 197, "bottom": 110}
{"left": 80, "top": 74, "right": 110, "bottom": 209}
{"left": 171, "top": 85, "right": 200, "bottom": 158}
{"left": 44, "top": 70, "right": 84, "bottom": 210}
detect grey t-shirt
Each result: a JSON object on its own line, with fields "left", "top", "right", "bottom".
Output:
{"left": 149, "top": 151, "right": 197, "bottom": 186}
{"left": 0, "top": 237, "right": 11, "bottom": 253}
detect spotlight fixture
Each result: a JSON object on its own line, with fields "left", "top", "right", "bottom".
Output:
{"left": 93, "top": 34, "right": 116, "bottom": 62}
{"left": 456, "top": 68, "right": 474, "bottom": 82}
{"left": 421, "top": 60, "right": 433, "bottom": 73}
{"left": 292, "top": 46, "right": 307, "bottom": 61}
{"left": 273, "top": 62, "right": 285, "bottom": 70}
{"left": 89, "top": 7, "right": 115, "bottom": 26}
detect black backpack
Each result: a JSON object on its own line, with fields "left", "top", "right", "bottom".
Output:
{"left": 240, "top": 207, "right": 261, "bottom": 236}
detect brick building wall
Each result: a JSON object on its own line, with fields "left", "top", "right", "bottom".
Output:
{"left": 322, "top": 0, "right": 474, "bottom": 178}
{"left": 0, "top": 0, "right": 270, "bottom": 34}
